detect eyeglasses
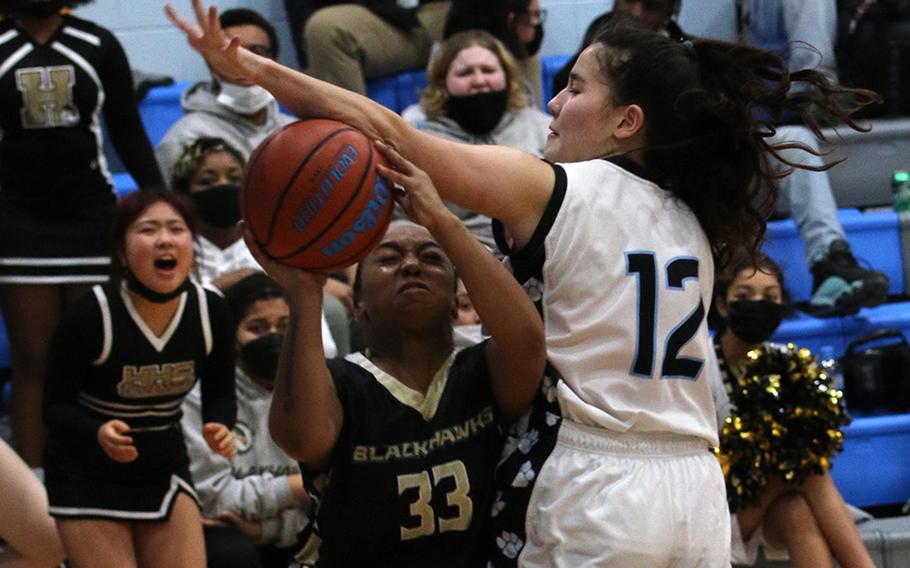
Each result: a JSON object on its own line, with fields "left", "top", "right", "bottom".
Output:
{"left": 520, "top": 7, "right": 547, "bottom": 24}
{"left": 245, "top": 43, "right": 275, "bottom": 59}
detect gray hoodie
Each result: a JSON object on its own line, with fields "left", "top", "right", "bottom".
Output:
{"left": 181, "top": 369, "right": 308, "bottom": 548}
{"left": 400, "top": 105, "right": 551, "bottom": 251}
{"left": 156, "top": 81, "right": 296, "bottom": 184}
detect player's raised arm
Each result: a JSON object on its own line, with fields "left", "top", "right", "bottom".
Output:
{"left": 165, "top": 0, "right": 553, "bottom": 250}
{"left": 377, "top": 143, "right": 545, "bottom": 420}
{"left": 242, "top": 232, "right": 341, "bottom": 467}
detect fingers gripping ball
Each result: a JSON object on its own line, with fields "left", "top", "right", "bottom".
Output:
{"left": 242, "top": 119, "right": 394, "bottom": 271}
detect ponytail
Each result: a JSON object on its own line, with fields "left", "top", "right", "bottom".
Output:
{"left": 593, "top": 25, "right": 879, "bottom": 267}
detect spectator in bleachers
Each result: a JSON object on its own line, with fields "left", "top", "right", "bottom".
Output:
{"left": 0, "top": 438, "right": 66, "bottom": 567}
{"left": 710, "top": 253, "right": 875, "bottom": 568}
{"left": 836, "top": 0, "right": 910, "bottom": 118}
{"left": 401, "top": 30, "right": 549, "bottom": 250}
{"left": 155, "top": 8, "right": 293, "bottom": 184}
{"left": 286, "top": 0, "right": 450, "bottom": 95}
{"left": 443, "top": 0, "right": 547, "bottom": 107}
{"left": 0, "top": 0, "right": 165, "bottom": 467}
{"left": 735, "top": 0, "right": 891, "bottom": 316}
{"left": 737, "top": 0, "right": 838, "bottom": 93}
{"left": 182, "top": 272, "right": 310, "bottom": 568}
{"left": 551, "top": 0, "right": 687, "bottom": 100}
{"left": 170, "top": 137, "right": 249, "bottom": 285}
{"left": 42, "top": 190, "right": 236, "bottom": 568}
{"left": 169, "top": 137, "right": 341, "bottom": 357}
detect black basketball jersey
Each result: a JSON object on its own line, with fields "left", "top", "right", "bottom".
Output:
{"left": 298, "top": 344, "right": 504, "bottom": 567}
{"left": 43, "top": 281, "right": 236, "bottom": 479}
{"left": 0, "top": 15, "right": 161, "bottom": 198}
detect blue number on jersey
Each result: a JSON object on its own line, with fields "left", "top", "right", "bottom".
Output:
{"left": 626, "top": 252, "right": 704, "bottom": 380}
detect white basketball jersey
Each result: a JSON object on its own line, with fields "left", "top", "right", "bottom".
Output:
{"left": 537, "top": 159, "right": 718, "bottom": 444}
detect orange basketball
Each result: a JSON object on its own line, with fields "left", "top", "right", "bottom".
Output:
{"left": 241, "top": 118, "right": 394, "bottom": 272}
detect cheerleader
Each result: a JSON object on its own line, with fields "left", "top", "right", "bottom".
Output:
{"left": 43, "top": 191, "right": 235, "bottom": 568}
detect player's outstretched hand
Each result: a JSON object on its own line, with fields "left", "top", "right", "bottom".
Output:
{"left": 375, "top": 141, "right": 455, "bottom": 232}
{"left": 165, "top": 0, "right": 255, "bottom": 84}
{"left": 97, "top": 419, "right": 138, "bottom": 463}
{"left": 203, "top": 422, "right": 236, "bottom": 459}
{"left": 241, "top": 223, "right": 328, "bottom": 295}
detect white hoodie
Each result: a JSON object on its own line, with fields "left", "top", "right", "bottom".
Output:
{"left": 181, "top": 369, "right": 307, "bottom": 548}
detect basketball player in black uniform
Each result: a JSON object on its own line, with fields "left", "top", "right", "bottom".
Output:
{"left": 43, "top": 191, "right": 235, "bottom": 568}
{"left": 244, "top": 145, "right": 545, "bottom": 567}
{"left": 0, "top": 0, "right": 165, "bottom": 466}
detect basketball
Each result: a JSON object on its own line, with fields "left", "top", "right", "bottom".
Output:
{"left": 241, "top": 118, "right": 394, "bottom": 272}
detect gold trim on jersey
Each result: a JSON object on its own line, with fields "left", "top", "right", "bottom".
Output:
{"left": 116, "top": 361, "right": 196, "bottom": 398}
{"left": 345, "top": 351, "right": 455, "bottom": 421}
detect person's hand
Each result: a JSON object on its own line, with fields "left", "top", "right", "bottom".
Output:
{"left": 165, "top": 0, "right": 257, "bottom": 84}
{"left": 97, "top": 420, "right": 138, "bottom": 463}
{"left": 374, "top": 141, "right": 456, "bottom": 232}
{"left": 216, "top": 510, "right": 264, "bottom": 543}
{"left": 203, "top": 422, "right": 236, "bottom": 459}
{"left": 241, "top": 223, "right": 328, "bottom": 295}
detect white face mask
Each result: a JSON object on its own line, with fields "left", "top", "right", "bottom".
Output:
{"left": 216, "top": 81, "right": 274, "bottom": 115}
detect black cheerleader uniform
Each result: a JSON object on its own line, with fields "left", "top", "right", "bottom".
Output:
{"left": 43, "top": 281, "right": 235, "bottom": 520}
{"left": 296, "top": 345, "right": 505, "bottom": 567}
{"left": 0, "top": 15, "right": 163, "bottom": 284}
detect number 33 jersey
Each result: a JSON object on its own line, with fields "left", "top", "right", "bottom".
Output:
{"left": 297, "top": 343, "right": 504, "bottom": 567}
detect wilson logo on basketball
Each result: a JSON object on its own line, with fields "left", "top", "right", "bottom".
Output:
{"left": 321, "top": 177, "right": 392, "bottom": 258}
{"left": 242, "top": 118, "right": 394, "bottom": 272}
{"left": 293, "top": 144, "right": 359, "bottom": 233}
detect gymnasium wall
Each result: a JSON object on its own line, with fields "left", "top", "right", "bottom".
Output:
{"left": 71, "top": 0, "right": 736, "bottom": 83}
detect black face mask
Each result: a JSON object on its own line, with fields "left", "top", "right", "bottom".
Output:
{"left": 445, "top": 90, "right": 508, "bottom": 137}
{"left": 125, "top": 269, "right": 191, "bottom": 303}
{"left": 725, "top": 299, "right": 787, "bottom": 344}
{"left": 11, "top": 0, "right": 67, "bottom": 17}
{"left": 524, "top": 23, "right": 544, "bottom": 57}
{"left": 191, "top": 184, "right": 241, "bottom": 229}
{"left": 240, "top": 333, "right": 284, "bottom": 381}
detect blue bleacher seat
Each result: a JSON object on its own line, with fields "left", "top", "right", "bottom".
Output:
{"left": 102, "top": 82, "right": 191, "bottom": 175}
{"left": 540, "top": 54, "right": 571, "bottom": 108}
{"left": 772, "top": 311, "right": 846, "bottom": 357}
{"left": 831, "top": 412, "right": 910, "bottom": 507}
{"left": 841, "top": 302, "right": 910, "bottom": 349}
{"left": 763, "top": 209, "right": 905, "bottom": 303}
{"left": 0, "top": 310, "right": 9, "bottom": 370}
{"left": 139, "top": 81, "right": 191, "bottom": 148}
{"left": 366, "top": 70, "right": 427, "bottom": 115}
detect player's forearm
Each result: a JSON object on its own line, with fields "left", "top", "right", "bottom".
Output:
{"left": 430, "top": 214, "right": 544, "bottom": 359}
{"left": 253, "top": 56, "right": 403, "bottom": 147}
{"left": 269, "top": 289, "right": 341, "bottom": 466}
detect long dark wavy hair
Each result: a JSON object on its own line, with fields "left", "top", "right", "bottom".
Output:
{"left": 592, "top": 24, "right": 879, "bottom": 267}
